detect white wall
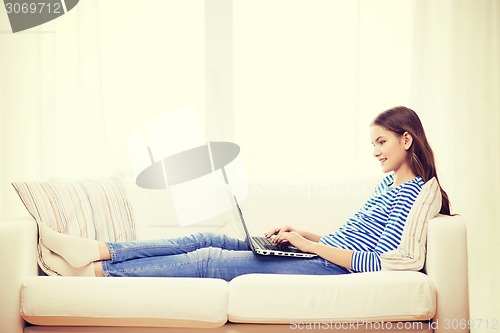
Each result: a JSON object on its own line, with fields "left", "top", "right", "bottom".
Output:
{"left": 233, "top": 0, "right": 415, "bottom": 185}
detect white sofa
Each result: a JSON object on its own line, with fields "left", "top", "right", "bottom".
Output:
{"left": 0, "top": 180, "right": 470, "bottom": 333}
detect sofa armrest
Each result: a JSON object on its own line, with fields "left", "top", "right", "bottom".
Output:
{"left": 425, "top": 215, "right": 469, "bottom": 333}
{"left": 0, "top": 218, "right": 39, "bottom": 333}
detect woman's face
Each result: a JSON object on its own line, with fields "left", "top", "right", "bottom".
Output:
{"left": 370, "top": 125, "right": 410, "bottom": 174}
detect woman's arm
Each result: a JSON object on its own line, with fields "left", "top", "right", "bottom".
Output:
{"left": 299, "top": 230, "right": 323, "bottom": 242}
{"left": 309, "top": 242, "right": 353, "bottom": 269}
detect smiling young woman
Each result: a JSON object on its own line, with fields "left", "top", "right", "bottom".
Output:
{"left": 38, "top": 106, "right": 451, "bottom": 278}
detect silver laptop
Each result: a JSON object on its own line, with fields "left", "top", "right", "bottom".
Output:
{"left": 232, "top": 196, "right": 317, "bottom": 258}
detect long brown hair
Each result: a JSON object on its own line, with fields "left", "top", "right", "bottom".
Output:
{"left": 371, "top": 106, "right": 451, "bottom": 215}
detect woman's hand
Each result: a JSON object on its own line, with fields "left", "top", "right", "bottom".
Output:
{"left": 265, "top": 226, "right": 315, "bottom": 253}
{"left": 266, "top": 225, "right": 353, "bottom": 269}
{"left": 265, "top": 225, "right": 297, "bottom": 239}
{"left": 265, "top": 225, "right": 323, "bottom": 244}
{"left": 273, "top": 231, "right": 316, "bottom": 253}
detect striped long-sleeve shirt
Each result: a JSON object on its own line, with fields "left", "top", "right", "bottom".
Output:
{"left": 319, "top": 174, "right": 424, "bottom": 272}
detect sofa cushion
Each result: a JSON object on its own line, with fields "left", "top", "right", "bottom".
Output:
{"left": 380, "top": 177, "right": 442, "bottom": 271}
{"left": 20, "top": 276, "right": 228, "bottom": 328}
{"left": 228, "top": 271, "right": 435, "bottom": 323}
{"left": 12, "top": 177, "right": 136, "bottom": 242}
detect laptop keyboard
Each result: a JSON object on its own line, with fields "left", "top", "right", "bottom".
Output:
{"left": 252, "top": 236, "right": 288, "bottom": 250}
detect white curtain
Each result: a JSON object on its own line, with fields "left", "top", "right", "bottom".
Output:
{"left": 0, "top": 0, "right": 206, "bottom": 218}
{"left": 411, "top": 0, "right": 500, "bottom": 324}
{"left": 0, "top": 1, "right": 106, "bottom": 214}
{"left": 1, "top": 0, "right": 498, "bottom": 324}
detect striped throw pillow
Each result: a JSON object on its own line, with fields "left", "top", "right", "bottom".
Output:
{"left": 380, "top": 177, "right": 442, "bottom": 271}
{"left": 12, "top": 177, "right": 136, "bottom": 242}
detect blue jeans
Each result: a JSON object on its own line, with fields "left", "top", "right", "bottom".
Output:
{"left": 101, "top": 232, "right": 350, "bottom": 281}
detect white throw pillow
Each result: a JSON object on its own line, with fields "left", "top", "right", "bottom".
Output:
{"left": 380, "top": 177, "right": 442, "bottom": 271}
